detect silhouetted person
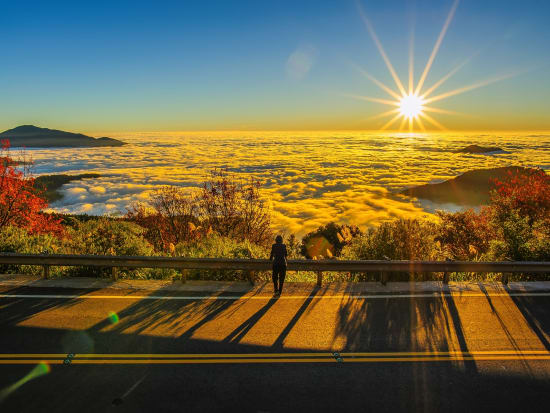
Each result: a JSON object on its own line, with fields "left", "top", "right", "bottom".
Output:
{"left": 270, "top": 235, "right": 287, "bottom": 295}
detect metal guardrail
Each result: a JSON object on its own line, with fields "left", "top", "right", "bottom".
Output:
{"left": 1, "top": 253, "right": 549, "bottom": 286}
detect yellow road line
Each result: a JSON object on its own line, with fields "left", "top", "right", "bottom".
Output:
{"left": 2, "top": 292, "right": 550, "bottom": 301}
{"left": 0, "top": 360, "right": 65, "bottom": 364}
{"left": 341, "top": 356, "right": 550, "bottom": 363}
{"left": 69, "top": 356, "right": 550, "bottom": 363}
{"left": 0, "top": 353, "right": 334, "bottom": 358}
{"left": 2, "top": 356, "right": 550, "bottom": 364}
{"left": 343, "top": 350, "right": 550, "bottom": 356}
{"left": 1, "top": 350, "right": 550, "bottom": 359}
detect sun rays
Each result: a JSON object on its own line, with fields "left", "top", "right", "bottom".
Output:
{"left": 352, "top": 0, "right": 513, "bottom": 132}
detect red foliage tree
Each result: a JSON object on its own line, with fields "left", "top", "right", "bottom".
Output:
{"left": 126, "top": 186, "right": 201, "bottom": 252}
{"left": 0, "top": 139, "right": 63, "bottom": 234}
{"left": 436, "top": 208, "right": 494, "bottom": 260}
{"left": 491, "top": 168, "right": 550, "bottom": 224}
{"left": 198, "top": 169, "right": 273, "bottom": 247}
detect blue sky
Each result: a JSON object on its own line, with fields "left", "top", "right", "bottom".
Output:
{"left": 0, "top": 0, "right": 549, "bottom": 131}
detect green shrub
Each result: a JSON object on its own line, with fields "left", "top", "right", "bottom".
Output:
{"left": 486, "top": 212, "right": 550, "bottom": 262}
{"left": 342, "top": 219, "right": 440, "bottom": 261}
{"left": 530, "top": 219, "right": 550, "bottom": 261}
{"left": 175, "top": 234, "right": 268, "bottom": 280}
{"left": 0, "top": 226, "right": 66, "bottom": 275}
{"left": 65, "top": 218, "right": 156, "bottom": 278}
{"left": 67, "top": 218, "right": 154, "bottom": 256}
{"left": 341, "top": 219, "right": 441, "bottom": 281}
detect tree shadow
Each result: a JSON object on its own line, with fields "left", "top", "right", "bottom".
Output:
{"left": 86, "top": 288, "right": 249, "bottom": 339}
{"left": 507, "top": 290, "right": 550, "bottom": 351}
{"left": 332, "top": 290, "right": 477, "bottom": 369}
{"left": 0, "top": 284, "right": 110, "bottom": 327}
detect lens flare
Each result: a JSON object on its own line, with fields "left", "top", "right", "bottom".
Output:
{"left": 108, "top": 311, "right": 119, "bottom": 324}
{"left": 305, "top": 236, "right": 334, "bottom": 259}
{"left": 0, "top": 362, "right": 50, "bottom": 402}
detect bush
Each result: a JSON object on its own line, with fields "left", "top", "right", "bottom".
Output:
{"left": 0, "top": 226, "right": 66, "bottom": 275}
{"left": 530, "top": 218, "right": 550, "bottom": 261}
{"left": 436, "top": 209, "right": 494, "bottom": 260}
{"left": 491, "top": 167, "right": 550, "bottom": 225}
{"left": 487, "top": 213, "right": 550, "bottom": 262}
{"left": 67, "top": 218, "right": 153, "bottom": 256}
{"left": 65, "top": 218, "right": 157, "bottom": 278}
{"left": 342, "top": 219, "right": 440, "bottom": 261}
{"left": 483, "top": 169, "right": 550, "bottom": 262}
{"left": 175, "top": 234, "right": 268, "bottom": 280}
{"left": 341, "top": 219, "right": 441, "bottom": 281}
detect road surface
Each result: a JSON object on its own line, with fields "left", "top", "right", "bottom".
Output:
{"left": 1, "top": 282, "right": 550, "bottom": 412}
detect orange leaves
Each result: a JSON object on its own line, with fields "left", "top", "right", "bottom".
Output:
{"left": 491, "top": 168, "right": 550, "bottom": 224}
{"left": 0, "top": 139, "right": 62, "bottom": 235}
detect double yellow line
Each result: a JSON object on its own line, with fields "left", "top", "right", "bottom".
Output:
{"left": 1, "top": 351, "right": 550, "bottom": 364}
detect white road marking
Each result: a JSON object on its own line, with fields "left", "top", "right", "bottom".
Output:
{"left": 0, "top": 292, "right": 550, "bottom": 300}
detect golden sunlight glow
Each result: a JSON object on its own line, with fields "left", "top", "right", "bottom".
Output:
{"left": 399, "top": 94, "right": 424, "bottom": 119}
{"left": 351, "top": 0, "right": 516, "bottom": 131}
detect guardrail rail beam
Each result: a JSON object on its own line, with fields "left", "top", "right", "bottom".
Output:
{"left": 0, "top": 254, "right": 548, "bottom": 283}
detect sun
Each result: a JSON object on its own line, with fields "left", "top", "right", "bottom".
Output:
{"left": 399, "top": 94, "right": 424, "bottom": 119}
{"left": 348, "top": 0, "right": 515, "bottom": 132}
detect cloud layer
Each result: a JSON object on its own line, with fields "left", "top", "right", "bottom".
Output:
{"left": 28, "top": 131, "right": 550, "bottom": 236}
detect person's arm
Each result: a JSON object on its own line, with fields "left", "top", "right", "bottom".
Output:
{"left": 284, "top": 245, "right": 288, "bottom": 265}
{"left": 269, "top": 245, "right": 274, "bottom": 261}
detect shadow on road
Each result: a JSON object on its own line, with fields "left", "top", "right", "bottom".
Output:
{"left": 272, "top": 287, "right": 321, "bottom": 349}
{"left": 0, "top": 284, "right": 110, "bottom": 327}
{"left": 4, "top": 283, "right": 550, "bottom": 412}
{"left": 508, "top": 291, "right": 550, "bottom": 351}
{"left": 333, "top": 286, "right": 478, "bottom": 373}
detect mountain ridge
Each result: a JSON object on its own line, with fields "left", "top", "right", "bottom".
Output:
{"left": 0, "top": 125, "right": 125, "bottom": 147}
{"left": 400, "top": 166, "right": 543, "bottom": 206}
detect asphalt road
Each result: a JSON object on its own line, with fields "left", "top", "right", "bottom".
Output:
{"left": 1, "top": 284, "right": 550, "bottom": 412}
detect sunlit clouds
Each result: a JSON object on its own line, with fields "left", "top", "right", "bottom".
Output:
{"left": 31, "top": 130, "right": 550, "bottom": 237}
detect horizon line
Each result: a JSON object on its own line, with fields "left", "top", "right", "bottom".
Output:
{"left": 85, "top": 128, "right": 550, "bottom": 134}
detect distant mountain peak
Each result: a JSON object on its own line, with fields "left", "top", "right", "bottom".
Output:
{"left": 9, "top": 124, "right": 43, "bottom": 131}
{"left": 0, "top": 125, "right": 125, "bottom": 148}
{"left": 400, "top": 166, "right": 543, "bottom": 206}
{"left": 456, "top": 144, "right": 504, "bottom": 154}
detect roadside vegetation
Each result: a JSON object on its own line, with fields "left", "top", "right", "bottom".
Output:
{"left": 1, "top": 138, "right": 549, "bottom": 281}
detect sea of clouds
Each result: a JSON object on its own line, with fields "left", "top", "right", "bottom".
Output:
{"left": 26, "top": 131, "right": 550, "bottom": 236}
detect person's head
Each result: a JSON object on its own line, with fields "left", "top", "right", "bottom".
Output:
{"left": 275, "top": 235, "right": 283, "bottom": 244}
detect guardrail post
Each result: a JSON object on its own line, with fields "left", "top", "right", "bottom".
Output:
{"left": 181, "top": 269, "right": 187, "bottom": 283}
{"left": 247, "top": 270, "right": 255, "bottom": 286}
{"left": 443, "top": 257, "right": 452, "bottom": 284}
{"left": 42, "top": 265, "right": 50, "bottom": 279}
{"left": 111, "top": 267, "right": 118, "bottom": 281}
{"left": 381, "top": 255, "right": 390, "bottom": 285}
{"left": 317, "top": 271, "right": 323, "bottom": 287}
{"left": 502, "top": 272, "right": 509, "bottom": 285}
